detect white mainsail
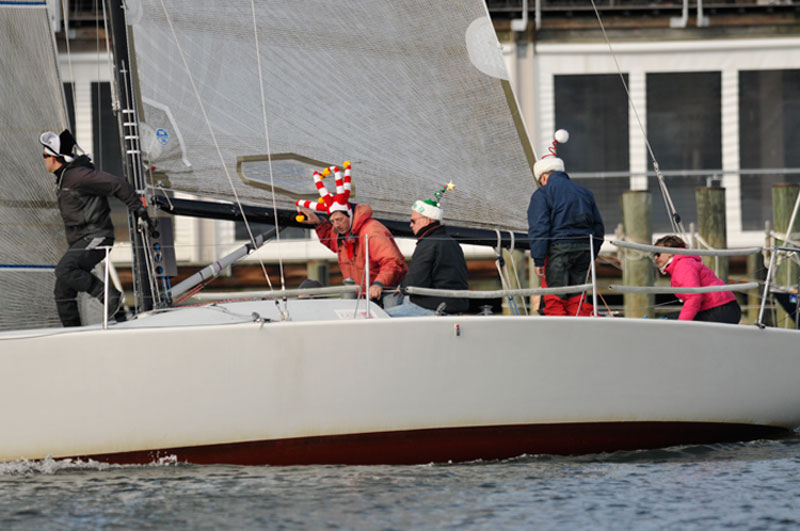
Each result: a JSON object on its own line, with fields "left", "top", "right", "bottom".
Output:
{"left": 0, "top": 1, "right": 69, "bottom": 330}
{"left": 129, "top": 0, "right": 536, "bottom": 231}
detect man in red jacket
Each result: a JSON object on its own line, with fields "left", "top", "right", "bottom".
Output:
{"left": 296, "top": 162, "right": 407, "bottom": 302}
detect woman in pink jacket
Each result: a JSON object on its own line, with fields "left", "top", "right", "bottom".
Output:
{"left": 653, "top": 235, "right": 742, "bottom": 324}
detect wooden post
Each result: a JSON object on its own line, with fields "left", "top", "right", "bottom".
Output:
{"left": 745, "top": 252, "right": 763, "bottom": 324}
{"left": 772, "top": 184, "right": 800, "bottom": 328}
{"left": 622, "top": 190, "right": 653, "bottom": 318}
{"left": 696, "top": 187, "right": 728, "bottom": 282}
{"left": 306, "top": 259, "right": 329, "bottom": 286}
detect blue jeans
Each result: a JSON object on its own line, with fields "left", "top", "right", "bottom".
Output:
{"left": 385, "top": 297, "right": 436, "bottom": 317}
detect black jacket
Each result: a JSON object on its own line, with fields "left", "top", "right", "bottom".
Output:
{"left": 55, "top": 156, "right": 141, "bottom": 244}
{"left": 404, "top": 223, "right": 469, "bottom": 313}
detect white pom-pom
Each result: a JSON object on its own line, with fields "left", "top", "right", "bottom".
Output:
{"left": 554, "top": 129, "right": 569, "bottom": 144}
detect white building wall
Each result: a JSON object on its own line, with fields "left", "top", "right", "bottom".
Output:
{"left": 528, "top": 37, "right": 800, "bottom": 247}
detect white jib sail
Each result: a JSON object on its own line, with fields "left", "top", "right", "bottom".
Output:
{"left": 0, "top": 1, "right": 70, "bottom": 330}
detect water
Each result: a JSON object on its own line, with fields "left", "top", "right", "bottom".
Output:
{"left": 2, "top": 435, "right": 799, "bottom": 530}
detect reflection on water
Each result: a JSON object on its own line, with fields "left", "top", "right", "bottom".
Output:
{"left": 1, "top": 433, "right": 799, "bottom": 529}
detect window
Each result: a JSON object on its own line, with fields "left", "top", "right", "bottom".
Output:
{"left": 739, "top": 69, "right": 800, "bottom": 230}
{"left": 554, "top": 74, "right": 629, "bottom": 229}
{"left": 63, "top": 82, "right": 75, "bottom": 132}
{"left": 647, "top": 72, "right": 721, "bottom": 232}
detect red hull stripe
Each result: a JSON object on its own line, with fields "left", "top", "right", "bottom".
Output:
{"left": 81, "top": 422, "right": 789, "bottom": 466}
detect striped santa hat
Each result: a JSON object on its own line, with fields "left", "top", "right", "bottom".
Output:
{"left": 295, "top": 161, "right": 353, "bottom": 219}
{"left": 533, "top": 129, "right": 569, "bottom": 181}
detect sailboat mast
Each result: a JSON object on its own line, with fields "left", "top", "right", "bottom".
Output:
{"left": 102, "top": 0, "right": 155, "bottom": 312}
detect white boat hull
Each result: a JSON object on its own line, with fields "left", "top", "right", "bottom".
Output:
{"left": 2, "top": 300, "right": 799, "bottom": 464}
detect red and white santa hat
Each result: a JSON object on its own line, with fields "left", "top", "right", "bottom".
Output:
{"left": 295, "top": 161, "right": 353, "bottom": 218}
{"left": 533, "top": 129, "right": 569, "bottom": 181}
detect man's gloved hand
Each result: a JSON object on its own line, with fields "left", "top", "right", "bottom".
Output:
{"left": 136, "top": 207, "right": 159, "bottom": 238}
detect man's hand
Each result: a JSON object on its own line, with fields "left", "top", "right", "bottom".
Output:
{"left": 297, "top": 207, "right": 321, "bottom": 225}
{"left": 136, "top": 207, "right": 159, "bottom": 238}
{"left": 535, "top": 266, "right": 546, "bottom": 280}
{"left": 369, "top": 284, "right": 383, "bottom": 300}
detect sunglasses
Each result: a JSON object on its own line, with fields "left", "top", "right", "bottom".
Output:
{"left": 653, "top": 252, "right": 661, "bottom": 258}
{"left": 42, "top": 153, "right": 53, "bottom": 159}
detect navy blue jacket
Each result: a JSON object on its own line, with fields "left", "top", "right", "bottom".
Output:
{"left": 527, "top": 171, "right": 605, "bottom": 266}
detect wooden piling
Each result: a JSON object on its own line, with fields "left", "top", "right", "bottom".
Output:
{"left": 306, "top": 259, "right": 329, "bottom": 286}
{"left": 696, "top": 187, "right": 728, "bottom": 281}
{"left": 622, "top": 190, "right": 653, "bottom": 318}
{"left": 746, "top": 252, "right": 763, "bottom": 324}
{"left": 772, "top": 184, "right": 800, "bottom": 328}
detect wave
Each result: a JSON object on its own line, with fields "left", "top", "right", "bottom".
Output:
{"left": 0, "top": 454, "right": 180, "bottom": 476}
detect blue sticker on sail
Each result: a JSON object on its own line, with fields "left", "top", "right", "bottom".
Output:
{"left": 156, "top": 128, "right": 169, "bottom": 146}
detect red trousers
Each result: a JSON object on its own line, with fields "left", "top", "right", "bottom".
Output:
{"left": 539, "top": 258, "right": 594, "bottom": 317}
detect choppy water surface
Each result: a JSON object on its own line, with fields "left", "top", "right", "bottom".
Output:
{"left": 2, "top": 435, "right": 799, "bottom": 529}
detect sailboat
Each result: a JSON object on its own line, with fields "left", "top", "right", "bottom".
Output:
{"left": 1, "top": 0, "right": 799, "bottom": 466}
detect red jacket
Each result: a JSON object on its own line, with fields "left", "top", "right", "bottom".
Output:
{"left": 664, "top": 254, "right": 736, "bottom": 320}
{"left": 315, "top": 204, "right": 407, "bottom": 291}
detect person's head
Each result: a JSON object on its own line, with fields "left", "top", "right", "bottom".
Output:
{"left": 653, "top": 235, "right": 687, "bottom": 271}
{"left": 411, "top": 181, "right": 452, "bottom": 234}
{"left": 411, "top": 199, "right": 441, "bottom": 235}
{"left": 297, "top": 278, "right": 323, "bottom": 299}
{"left": 536, "top": 170, "right": 555, "bottom": 186}
{"left": 294, "top": 162, "right": 353, "bottom": 226}
{"left": 410, "top": 209, "right": 435, "bottom": 235}
{"left": 534, "top": 129, "right": 569, "bottom": 185}
{"left": 40, "top": 130, "right": 77, "bottom": 173}
{"left": 329, "top": 209, "right": 352, "bottom": 234}
{"left": 42, "top": 152, "right": 63, "bottom": 173}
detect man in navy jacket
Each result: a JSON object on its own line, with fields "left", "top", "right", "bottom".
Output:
{"left": 527, "top": 131, "right": 604, "bottom": 316}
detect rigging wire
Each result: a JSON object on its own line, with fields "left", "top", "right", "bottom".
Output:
{"left": 588, "top": 0, "right": 686, "bottom": 238}
{"left": 493, "top": 230, "right": 520, "bottom": 315}
{"left": 249, "top": 0, "right": 289, "bottom": 313}
{"left": 157, "top": 0, "right": 277, "bottom": 294}
{"left": 505, "top": 230, "right": 529, "bottom": 315}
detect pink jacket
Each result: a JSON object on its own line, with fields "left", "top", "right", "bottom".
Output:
{"left": 664, "top": 254, "right": 735, "bottom": 321}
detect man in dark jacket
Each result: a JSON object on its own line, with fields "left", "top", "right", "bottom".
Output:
{"left": 387, "top": 182, "right": 469, "bottom": 317}
{"left": 528, "top": 130, "right": 604, "bottom": 316}
{"left": 41, "top": 129, "right": 149, "bottom": 326}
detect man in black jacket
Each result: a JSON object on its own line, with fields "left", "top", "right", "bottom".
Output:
{"left": 41, "top": 130, "right": 149, "bottom": 326}
{"left": 386, "top": 183, "right": 469, "bottom": 317}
